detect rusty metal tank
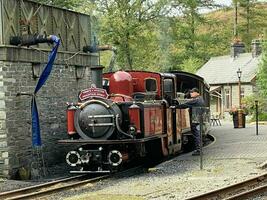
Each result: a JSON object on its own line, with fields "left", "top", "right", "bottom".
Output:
{"left": 74, "top": 98, "right": 122, "bottom": 139}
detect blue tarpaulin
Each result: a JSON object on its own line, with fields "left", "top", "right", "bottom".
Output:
{"left": 31, "top": 35, "right": 60, "bottom": 146}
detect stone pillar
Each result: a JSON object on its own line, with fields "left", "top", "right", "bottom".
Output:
{"left": 0, "top": 67, "right": 8, "bottom": 176}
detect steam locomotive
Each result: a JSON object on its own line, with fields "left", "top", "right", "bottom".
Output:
{"left": 58, "top": 68, "right": 210, "bottom": 173}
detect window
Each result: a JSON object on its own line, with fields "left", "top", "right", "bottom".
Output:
{"left": 241, "top": 87, "right": 245, "bottom": 99}
{"left": 145, "top": 78, "right": 157, "bottom": 92}
{"left": 163, "top": 78, "right": 175, "bottom": 101}
{"left": 103, "top": 79, "right": 109, "bottom": 87}
{"left": 103, "top": 78, "right": 109, "bottom": 93}
{"left": 225, "top": 88, "right": 230, "bottom": 109}
{"left": 164, "top": 79, "right": 173, "bottom": 93}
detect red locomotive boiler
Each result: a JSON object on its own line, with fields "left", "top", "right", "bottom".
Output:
{"left": 59, "top": 68, "right": 210, "bottom": 173}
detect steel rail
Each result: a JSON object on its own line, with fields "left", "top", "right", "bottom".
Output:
{"left": 186, "top": 172, "right": 267, "bottom": 200}
{"left": 0, "top": 174, "right": 109, "bottom": 200}
{"left": 225, "top": 184, "right": 267, "bottom": 200}
{"left": 0, "top": 174, "right": 85, "bottom": 199}
{"left": 0, "top": 165, "right": 144, "bottom": 200}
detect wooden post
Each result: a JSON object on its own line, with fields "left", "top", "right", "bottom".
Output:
{"left": 255, "top": 100, "right": 259, "bottom": 135}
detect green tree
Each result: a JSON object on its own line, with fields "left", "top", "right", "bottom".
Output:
{"left": 167, "top": 0, "right": 217, "bottom": 71}
{"left": 257, "top": 40, "right": 267, "bottom": 97}
{"left": 232, "top": 0, "right": 267, "bottom": 50}
{"left": 93, "top": 0, "right": 168, "bottom": 70}
{"left": 180, "top": 57, "right": 204, "bottom": 73}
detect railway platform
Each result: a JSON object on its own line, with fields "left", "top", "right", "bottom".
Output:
{"left": 63, "top": 121, "right": 267, "bottom": 200}
{"left": 203, "top": 121, "right": 267, "bottom": 162}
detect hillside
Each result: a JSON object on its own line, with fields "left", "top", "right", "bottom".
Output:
{"left": 203, "top": 2, "right": 267, "bottom": 54}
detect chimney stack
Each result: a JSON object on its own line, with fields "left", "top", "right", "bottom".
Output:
{"left": 251, "top": 39, "right": 262, "bottom": 57}
{"left": 231, "top": 41, "right": 245, "bottom": 58}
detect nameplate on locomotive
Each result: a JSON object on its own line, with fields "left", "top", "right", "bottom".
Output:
{"left": 78, "top": 86, "right": 108, "bottom": 101}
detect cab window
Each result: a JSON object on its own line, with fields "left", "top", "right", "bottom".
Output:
{"left": 163, "top": 78, "right": 175, "bottom": 101}
{"left": 145, "top": 78, "right": 157, "bottom": 92}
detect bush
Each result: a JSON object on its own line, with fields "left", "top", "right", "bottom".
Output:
{"left": 257, "top": 113, "right": 267, "bottom": 121}
{"left": 242, "top": 94, "right": 267, "bottom": 121}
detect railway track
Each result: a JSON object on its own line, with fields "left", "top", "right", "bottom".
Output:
{"left": 0, "top": 166, "right": 144, "bottom": 200}
{"left": 0, "top": 135, "right": 215, "bottom": 200}
{"left": 187, "top": 172, "right": 267, "bottom": 200}
{"left": 0, "top": 174, "right": 108, "bottom": 200}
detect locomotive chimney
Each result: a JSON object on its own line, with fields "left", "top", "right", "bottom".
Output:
{"left": 91, "top": 65, "right": 104, "bottom": 88}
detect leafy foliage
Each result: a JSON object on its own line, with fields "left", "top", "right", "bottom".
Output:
{"left": 165, "top": 0, "right": 218, "bottom": 71}
{"left": 93, "top": 0, "right": 168, "bottom": 71}
{"left": 257, "top": 39, "right": 267, "bottom": 97}
{"left": 235, "top": 0, "right": 267, "bottom": 50}
{"left": 242, "top": 94, "right": 267, "bottom": 120}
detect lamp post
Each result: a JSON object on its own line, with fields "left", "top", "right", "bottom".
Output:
{"left": 236, "top": 68, "right": 244, "bottom": 128}
{"left": 237, "top": 68, "right": 242, "bottom": 108}
{"left": 255, "top": 100, "right": 259, "bottom": 135}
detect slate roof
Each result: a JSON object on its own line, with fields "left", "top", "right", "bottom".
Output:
{"left": 196, "top": 53, "right": 261, "bottom": 85}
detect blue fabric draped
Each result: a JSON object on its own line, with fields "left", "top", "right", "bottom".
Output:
{"left": 32, "top": 35, "right": 60, "bottom": 146}
{"left": 31, "top": 97, "right": 41, "bottom": 146}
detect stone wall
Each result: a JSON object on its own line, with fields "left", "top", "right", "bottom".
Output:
{"left": 230, "top": 84, "right": 253, "bottom": 107}
{"left": 0, "top": 48, "right": 98, "bottom": 178}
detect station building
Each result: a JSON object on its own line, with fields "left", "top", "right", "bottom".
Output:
{"left": 197, "top": 40, "right": 262, "bottom": 119}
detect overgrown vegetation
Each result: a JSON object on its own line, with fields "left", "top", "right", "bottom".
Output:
{"left": 242, "top": 36, "right": 267, "bottom": 120}
{"left": 242, "top": 94, "right": 267, "bottom": 120}
{"left": 253, "top": 34, "right": 267, "bottom": 120}
{"left": 257, "top": 39, "right": 267, "bottom": 97}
